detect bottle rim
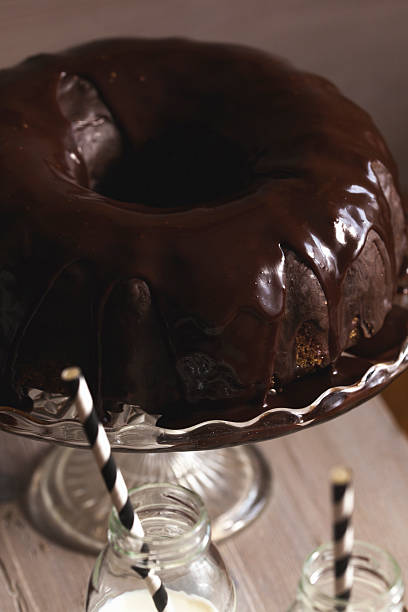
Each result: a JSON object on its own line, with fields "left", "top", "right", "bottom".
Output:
{"left": 299, "top": 539, "right": 404, "bottom": 610}
{"left": 108, "top": 482, "right": 210, "bottom": 568}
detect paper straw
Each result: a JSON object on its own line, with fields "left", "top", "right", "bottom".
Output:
{"left": 331, "top": 466, "right": 354, "bottom": 604}
{"left": 61, "top": 366, "right": 172, "bottom": 612}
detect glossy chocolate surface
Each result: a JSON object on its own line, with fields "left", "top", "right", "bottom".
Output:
{"left": 0, "top": 38, "right": 405, "bottom": 421}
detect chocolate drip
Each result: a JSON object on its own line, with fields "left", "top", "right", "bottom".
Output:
{"left": 0, "top": 38, "right": 405, "bottom": 418}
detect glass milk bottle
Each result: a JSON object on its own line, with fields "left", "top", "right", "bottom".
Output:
{"left": 289, "top": 540, "right": 404, "bottom": 611}
{"left": 86, "top": 483, "right": 236, "bottom": 611}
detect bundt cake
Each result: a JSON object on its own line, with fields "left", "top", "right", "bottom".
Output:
{"left": 0, "top": 38, "right": 405, "bottom": 421}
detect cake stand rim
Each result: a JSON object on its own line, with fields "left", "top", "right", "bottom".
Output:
{"left": 0, "top": 336, "right": 407, "bottom": 452}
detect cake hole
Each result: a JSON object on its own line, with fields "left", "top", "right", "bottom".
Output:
{"left": 58, "top": 74, "right": 257, "bottom": 208}
{"left": 95, "top": 122, "right": 254, "bottom": 208}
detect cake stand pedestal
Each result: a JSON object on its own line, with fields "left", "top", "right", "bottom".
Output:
{"left": 26, "top": 444, "right": 270, "bottom": 553}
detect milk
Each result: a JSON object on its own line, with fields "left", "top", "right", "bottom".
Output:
{"left": 99, "top": 588, "right": 219, "bottom": 611}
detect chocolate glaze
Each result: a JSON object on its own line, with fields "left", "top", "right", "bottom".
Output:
{"left": 0, "top": 38, "right": 406, "bottom": 420}
{"left": 156, "top": 304, "right": 408, "bottom": 435}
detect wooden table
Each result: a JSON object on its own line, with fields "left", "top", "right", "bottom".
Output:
{"left": 1, "top": 395, "right": 408, "bottom": 611}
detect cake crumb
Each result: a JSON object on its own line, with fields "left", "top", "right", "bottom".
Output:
{"left": 348, "top": 316, "right": 360, "bottom": 343}
{"left": 296, "top": 322, "right": 324, "bottom": 370}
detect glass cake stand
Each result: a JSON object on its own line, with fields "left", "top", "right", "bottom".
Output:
{"left": 1, "top": 304, "right": 408, "bottom": 553}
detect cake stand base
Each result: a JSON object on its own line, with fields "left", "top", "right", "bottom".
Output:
{"left": 25, "top": 444, "right": 271, "bottom": 554}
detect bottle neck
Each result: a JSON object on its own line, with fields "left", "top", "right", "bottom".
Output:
{"left": 297, "top": 541, "right": 404, "bottom": 611}
{"left": 108, "top": 482, "right": 211, "bottom": 571}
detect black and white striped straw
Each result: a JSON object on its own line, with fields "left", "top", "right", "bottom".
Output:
{"left": 330, "top": 466, "right": 354, "bottom": 605}
{"left": 61, "top": 366, "right": 172, "bottom": 612}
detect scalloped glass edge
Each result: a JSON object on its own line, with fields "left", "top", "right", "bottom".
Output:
{"left": 0, "top": 336, "right": 407, "bottom": 452}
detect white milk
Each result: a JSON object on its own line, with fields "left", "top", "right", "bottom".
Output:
{"left": 99, "top": 588, "right": 219, "bottom": 611}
